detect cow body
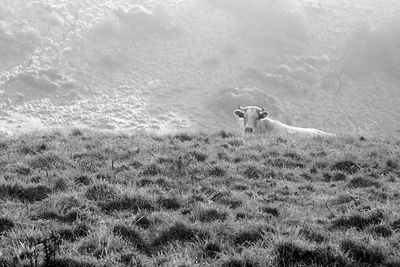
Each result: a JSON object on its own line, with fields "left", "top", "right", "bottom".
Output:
{"left": 234, "top": 106, "right": 335, "bottom": 137}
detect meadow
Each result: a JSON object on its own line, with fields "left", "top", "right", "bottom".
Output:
{"left": 0, "top": 129, "right": 399, "bottom": 266}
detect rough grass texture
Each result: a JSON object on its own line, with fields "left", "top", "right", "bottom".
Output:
{"left": 0, "top": 129, "right": 400, "bottom": 266}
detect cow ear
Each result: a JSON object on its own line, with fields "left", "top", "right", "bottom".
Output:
{"left": 233, "top": 109, "right": 245, "bottom": 119}
{"left": 259, "top": 111, "right": 269, "bottom": 120}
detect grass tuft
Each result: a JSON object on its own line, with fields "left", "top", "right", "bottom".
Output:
{"left": 216, "top": 130, "right": 234, "bottom": 139}
{"left": 112, "top": 224, "right": 148, "bottom": 252}
{"left": 392, "top": 219, "right": 400, "bottom": 232}
{"left": 340, "top": 239, "right": 385, "bottom": 264}
{"left": 71, "top": 128, "right": 83, "bottom": 136}
{"left": 274, "top": 241, "right": 346, "bottom": 266}
{"left": 369, "top": 224, "right": 393, "bottom": 237}
{"left": 74, "top": 175, "right": 92, "bottom": 186}
{"left": 98, "top": 194, "right": 154, "bottom": 213}
{"left": 157, "top": 196, "right": 182, "bottom": 210}
{"left": 299, "top": 226, "right": 328, "bottom": 243}
{"left": 208, "top": 166, "right": 226, "bottom": 177}
{"left": 331, "top": 160, "right": 360, "bottom": 174}
{"left": 58, "top": 223, "right": 91, "bottom": 241}
{"left": 243, "top": 164, "right": 264, "bottom": 179}
{"left": 231, "top": 225, "right": 273, "bottom": 247}
{"left": 0, "top": 217, "right": 15, "bottom": 234}
{"left": 53, "top": 177, "right": 70, "bottom": 191}
{"left": 85, "top": 183, "right": 119, "bottom": 201}
{"left": 174, "top": 133, "right": 193, "bottom": 142}
{"left": 142, "top": 163, "right": 161, "bottom": 176}
{"left": 260, "top": 206, "right": 279, "bottom": 217}
{"left": 152, "top": 223, "right": 209, "bottom": 247}
{"left": 203, "top": 242, "right": 221, "bottom": 258}
{"left": 348, "top": 177, "right": 382, "bottom": 188}
{"left": 193, "top": 208, "right": 229, "bottom": 222}
{"left": 35, "top": 208, "right": 89, "bottom": 223}
{"left": 187, "top": 150, "right": 208, "bottom": 162}
{"left": 133, "top": 214, "right": 152, "bottom": 229}
{"left": 0, "top": 183, "right": 52, "bottom": 202}
{"left": 41, "top": 258, "right": 95, "bottom": 267}
{"left": 331, "top": 209, "right": 385, "bottom": 230}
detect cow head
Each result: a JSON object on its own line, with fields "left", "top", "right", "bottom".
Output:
{"left": 233, "top": 105, "right": 269, "bottom": 134}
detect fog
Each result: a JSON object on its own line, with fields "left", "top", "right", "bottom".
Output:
{"left": 0, "top": 0, "right": 400, "bottom": 136}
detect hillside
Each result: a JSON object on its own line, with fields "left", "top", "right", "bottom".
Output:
{"left": 0, "top": 129, "right": 399, "bottom": 266}
{"left": 0, "top": 0, "right": 400, "bottom": 137}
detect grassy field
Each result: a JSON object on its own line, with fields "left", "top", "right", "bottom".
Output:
{"left": 0, "top": 129, "right": 400, "bottom": 266}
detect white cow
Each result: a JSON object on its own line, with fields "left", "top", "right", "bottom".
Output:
{"left": 233, "top": 105, "right": 335, "bottom": 137}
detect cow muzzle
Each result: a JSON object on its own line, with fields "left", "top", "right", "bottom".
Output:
{"left": 245, "top": 127, "right": 253, "bottom": 134}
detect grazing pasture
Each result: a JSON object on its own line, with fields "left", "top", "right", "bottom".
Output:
{"left": 0, "top": 129, "right": 399, "bottom": 266}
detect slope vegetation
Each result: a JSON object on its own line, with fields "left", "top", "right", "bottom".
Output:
{"left": 0, "top": 129, "right": 399, "bottom": 266}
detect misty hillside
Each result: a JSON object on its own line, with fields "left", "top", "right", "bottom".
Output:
{"left": 1, "top": 0, "right": 400, "bottom": 136}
